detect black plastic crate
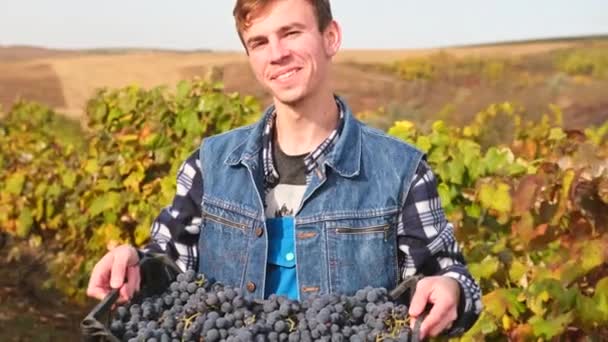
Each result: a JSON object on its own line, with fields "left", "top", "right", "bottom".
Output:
{"left": 81, "top": 253, "right": 181, "bottom": 342}
{"left": 81, "top": 255, "right": 424, "bottom": 341}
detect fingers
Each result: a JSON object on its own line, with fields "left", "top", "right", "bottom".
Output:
{"left": 419, "top": 299, "right": 455, "bottom": 339}
{"left": 408, "top": 278, "right": 431, "bottom": 337}
{"left": 117, "top": 283, "right": 130, "bottom": 304}
{"left": 127, "top": 265, "right": 141, "bottom": 296}
{"left": 116, "top": 265, "right": 140, "bottom": 304}
{"left": 409, "top": 278, "right": 432, "bottom": 317}
{"left": 408, "top": 276, "right": 459, "bottom": 339}
{"left": 87, "top": 277, "right": 110, "bottom": 300}
{"left": 429, "top": 319, "right": 454, "bottom": 338}
{"left": 86, "top": 252, "right": 113, "bottom": 300}
{"left": 110, "top": 247, "right": 130, "bottom": 289}
{"left": 87, "top": 245, "right": 139, "bottom": 302}
{"left": 124, "top": 265, "right": 141, "bottom": 301}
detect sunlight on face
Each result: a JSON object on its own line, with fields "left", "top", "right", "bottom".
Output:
{"left": 241, "top": 0, "right": 341, "bottom": 105}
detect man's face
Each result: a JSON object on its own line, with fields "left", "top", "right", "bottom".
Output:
{"left": 241, "top": 0, "right": 340, "bottom": 105}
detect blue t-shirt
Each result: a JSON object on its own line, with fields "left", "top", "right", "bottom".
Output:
{"left": 264, "top": 216, "right": 298, "bottom": 300}
{"left": 263, "top": 147, "right": 307, "bottom": 300}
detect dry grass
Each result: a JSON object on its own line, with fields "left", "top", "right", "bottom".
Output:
{"left": 334, "top": 41, "right": 575, "bottom": 63}
{"left": 27, "top": 52, "right": 249, "bottom": 118}
{"left": 0, "top": 40, "right": 586, "bottom": 120}
{"left": 0, "top": 63, "right": 66, "bottom": 111}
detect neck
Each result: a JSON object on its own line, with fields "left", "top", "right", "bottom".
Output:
{"left": 273, "top": 90, "right": 339, "bottom": 156}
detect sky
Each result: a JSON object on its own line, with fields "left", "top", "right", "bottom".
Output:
{"left": 1, "top": 0, "right": 607, "bottom": 51}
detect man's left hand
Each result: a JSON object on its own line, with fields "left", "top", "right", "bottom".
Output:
{"left": 408, "top": 276, "right": 461, "bottom": 339}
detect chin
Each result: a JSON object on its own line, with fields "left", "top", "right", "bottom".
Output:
{"left": 272, "top": 88, "right": 308, "bottom": 105}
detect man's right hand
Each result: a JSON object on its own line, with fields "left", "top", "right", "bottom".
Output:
{"left": 86, "top": 244, "right": 141, "bottom": 304}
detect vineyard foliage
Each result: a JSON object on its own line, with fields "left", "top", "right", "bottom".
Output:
{"left": 389, "top": 52, "right": 510, "bottom": 83}
{"left": 555, "top": 46, "right": 608, "bottom": 79}
{"left": 388, "top": 103, "right": 608, "bottom": 340}
{"left": 389, "top": 46, "right": 608, "bottom": 83}
{"left": 0, "top": 80, "right": 261, "bottom": 297}
{"left": 1, "top": 80, "right": 607, "bottom": 339}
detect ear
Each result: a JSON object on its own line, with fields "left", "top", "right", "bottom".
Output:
{"left": 323, "top": 20, "right": 342, "bottom": 57}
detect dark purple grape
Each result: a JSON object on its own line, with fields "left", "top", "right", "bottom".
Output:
{"left": 349, "top": 335, "right": 363, "bottom": 342}
{"left": 366, "top": 290, "right": 379, "bottom": 303}
{"left": 107, "top": 271, "right": 415, "bottom": 342}
{"left": 278, "top": 303, "right": 291, "bottom": 317}
{"left": 178, "top": 281, "right": 188, "bottom": 292}
{"left": 205, "top": 328, "right": 220, "bottom": 342}
{"left": 317, "top": 308, "right": 331, "bottom": 324}
{"left": 206, "top": 293, "right": 219, "bottom": 305}
{"left": 274, "top": 320, "right": 286, "bottom": 333}
{"left": 221, "top": 301, "right": 233, "bottom": 314}
{"left": 110, "top": 320, "right": 124, "bottom": 335}
{"left": 288, "top": 331, "right": 300, "bottom": 342}
{"left": 225, "top": 288, "right": 236, "bottom": 301}
{"left": 263, "top": 300, "right": 278, "bottom": 313}
{"left": 268, "top": 331, "right": 279, "bottom": 341}
{"left": 184, "top": 269, "right": 196, "bottom": 282}
{"left": 355, "top": 289, "right": 367, "bottom": 302}
{"left": 187, "top": 282, "right": 198, "bottom": 294}
{"left": 220, "top": 329, "right": 228, "bottom": 339}
{"left": 331, "top": 332, "right": 344, "bottom": 342}
{"left": 216, "top": 317, "right": 228, "bottom": 329}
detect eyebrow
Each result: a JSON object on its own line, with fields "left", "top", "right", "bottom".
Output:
{"left": 245, "top": 22, "right": 308, "bottom": 47}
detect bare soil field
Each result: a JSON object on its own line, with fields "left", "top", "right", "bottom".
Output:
{"left": 0, "top": 63, "right": 67, "bottom": 111}
{"left": 0, "top": 39, "right": 606, "bottom": 127}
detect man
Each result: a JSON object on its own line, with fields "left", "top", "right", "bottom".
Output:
{"left": 87, "top": 0, "right": 482, "bottom": 338}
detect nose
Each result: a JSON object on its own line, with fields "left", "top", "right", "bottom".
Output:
{"left": 268, "top": 37, "right": 290, "bottom": 64}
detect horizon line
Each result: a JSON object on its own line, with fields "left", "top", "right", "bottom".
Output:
{"left": 2, "top": 32, "right": 606, "bottom": 53}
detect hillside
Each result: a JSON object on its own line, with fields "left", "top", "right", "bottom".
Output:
{"left": 0, "top": 37, "right": 607, "bottom": 128}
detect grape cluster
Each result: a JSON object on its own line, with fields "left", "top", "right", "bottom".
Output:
{"left": 109, "top": 270, "right": 417, "bottom": 342}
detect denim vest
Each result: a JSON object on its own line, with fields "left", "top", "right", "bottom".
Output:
{"left": 198, "top": 97, "right": 424, "bottom": 301}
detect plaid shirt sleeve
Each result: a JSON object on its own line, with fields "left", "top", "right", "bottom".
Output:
{"left": 141, "top": 149, "right": 203, "bottom": 272}
{"left": 398, "top": 159, "right": 483, "bottom": 336}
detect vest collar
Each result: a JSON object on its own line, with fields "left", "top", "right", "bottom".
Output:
{"left": 225, "top": 95, "right": 362, "bottom": 178}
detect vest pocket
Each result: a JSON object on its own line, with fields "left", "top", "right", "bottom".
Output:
{"left": 199, "top": 203, "right": 253, "bottom": 288}
{"left": 335, "top": 223, "right": 390, "bottom": 241}
{"left": 326, "top": 217, "right": 398, "bottom": 295}
{"left": 204, "top": 212, "right": 248, "bottom": 231}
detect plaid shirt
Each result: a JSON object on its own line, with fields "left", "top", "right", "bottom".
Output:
{"left": 144, "top": 102, "right": 482, "bottom": 335}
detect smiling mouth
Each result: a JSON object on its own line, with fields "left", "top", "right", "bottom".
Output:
{"left": 271, "top": 68, "right": 301, "bottom": 82}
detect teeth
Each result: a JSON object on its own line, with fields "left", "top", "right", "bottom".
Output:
{"left": 276, "top": 69, "right": 296, "bottom": 80}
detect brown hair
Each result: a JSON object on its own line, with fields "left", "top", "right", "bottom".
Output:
{"left": 233, "top": 0, "right": 333, "bottom": 47}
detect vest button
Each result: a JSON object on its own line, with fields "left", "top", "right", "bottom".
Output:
{"left": 246, "top": 281, "right": 256, "bottom": 292}
{"left": 255, "top": 227, "right": 264, "bottom": 237}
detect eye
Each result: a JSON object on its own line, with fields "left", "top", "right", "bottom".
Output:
{"left": 286, "top": 30, "right": 300, "bottom": 37}
{"left": 250, "top": 41, "right": 266, "bottom": 50}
